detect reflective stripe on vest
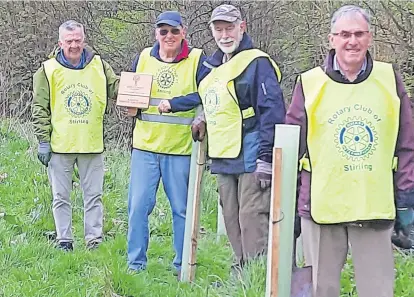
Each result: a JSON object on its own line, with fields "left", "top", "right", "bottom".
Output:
{"left": 149, "top": 98, "right": 163, "bottom": 106}
{"left": 43, "top": 55, "right": 107, "bottom": 153}
{"left": 199, "top": 49, "right": 281, "bottom": 158}
{"left": 132, "top": 47, "right": 202, "bottom": 155}
{"left": 300, "top": 61, "right": 400, "bottom": 224}
{"left": 140, "top": 113, "right": 193, "bottom": 125}
{"left": 146, "top": 97, "right": 195, "bottom": 125}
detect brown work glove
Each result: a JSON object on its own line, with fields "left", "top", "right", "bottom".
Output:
{"left": 191, "top": 112, "right": 206, "bottom": 142}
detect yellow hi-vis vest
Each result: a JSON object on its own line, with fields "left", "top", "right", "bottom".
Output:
{"left": 43, "top": 55, "right": 107, "bottom": 153}
{"left": 198, "top": 49, "right": 281, "bottom": 158}
{"left": 300, "top": 61, "right": 400, "bottom": 224}
{"left": 132, "top": 47, "right": 202, "bottom": 155}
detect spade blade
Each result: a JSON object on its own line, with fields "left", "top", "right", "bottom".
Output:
{"left": 291, "top": 266, "right": 312, "bottom": 297}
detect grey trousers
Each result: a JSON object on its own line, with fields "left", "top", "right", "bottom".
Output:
{"left": 301, "top": 218, "right": 394, "bottom": 297}
{"left": 217, "top": 173, "right": 271, "bottom": 264}
{"left": 47, "top": 153, "right": 104, "bottom": 244}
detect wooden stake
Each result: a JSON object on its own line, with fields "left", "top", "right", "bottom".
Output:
{"left": 265, "top": 124, "right": 301, "bottom": 297}
{"left": 187, "top": 139, "right": 206, "bottom": 281}
{"left": 181, "top": 110, "right": 206, "bottom": 282}
{"left": 270, "top": 148, "right": 283, "bottom": 296}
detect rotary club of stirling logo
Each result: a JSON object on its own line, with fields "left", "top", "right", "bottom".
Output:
{"left": 334, "top": 116, "right": 378, "bottom": 161}
{"left": 65, "top": 90, "right": 92, "bottom": 117}
{"left": 203, "top": 78, "right": 223, "bottom": 116}
{"left": 204, "top": 89, "right": 219, "bottom": 116}
{"left": 155, "top": 66, "right": 177, "bottom": 89}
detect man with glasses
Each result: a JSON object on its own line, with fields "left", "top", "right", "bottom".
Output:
{"left": 32, "top": 20, "right": 119, "bottom": 251}
{"left": 126, "top": 11, "right": 206, "bottom": 279}
{"left": 286, "top": 5, "right": 414, "bottom": 297}
{"left": 158, "top": 4, "right": 286, "bottom": 272}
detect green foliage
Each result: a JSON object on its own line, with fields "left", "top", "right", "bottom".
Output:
{"left": 1, "top": 1, "right": 414, "bottom": 145}
{"left": 1, "top": 120, "right": 414, "bottom": 296}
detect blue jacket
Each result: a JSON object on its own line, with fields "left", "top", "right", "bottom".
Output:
{"left": 170, "top": 33, "right": 286, "bottom": 174}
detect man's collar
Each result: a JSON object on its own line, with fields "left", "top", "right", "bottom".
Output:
{"left": 57, "top": 48, "right": 86, "bottom": 69}
{"left": 333, "top": 54, "right": 367, "bottom": 76}
{"left": 150, "top": 39, "right": 190, "bottom": 62}
{"left": 222, "top": 53, "right": 230, "bottom": 63}
{"left": 322, "top": 49, "right": 374, "bottom": 84}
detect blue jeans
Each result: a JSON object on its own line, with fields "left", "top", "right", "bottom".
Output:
{"left": 127, "top": 149, "right": 190, "bottom": 271}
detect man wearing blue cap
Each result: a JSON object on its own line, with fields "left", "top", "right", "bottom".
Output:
{"left": 126, "top": 11, "right": 207, "bottom": 279}
{"left": 158, "top": 4, "right": 286, "bottom": 271}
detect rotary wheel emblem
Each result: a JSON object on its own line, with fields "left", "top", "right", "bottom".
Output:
{"left": 66, "top": 91, "right": 91, "bottom": 117}
{"left": 334, "top": 116, "right": 378, "bottom": 161}
{"left": 204, "top": 90, "right": 219, "bottom": 115}
{"left": 157, "top": 68, "right": 175, "bottom": 89}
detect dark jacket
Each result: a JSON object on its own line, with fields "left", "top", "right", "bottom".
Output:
{"left": 286, "top": 49, "right": 414, "bottom": 220}
{"left": 170, "top": 33, "right": 286, "bottom": 174}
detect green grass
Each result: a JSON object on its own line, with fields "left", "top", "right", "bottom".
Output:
{"left": 0, "top": 118, "right": 413, "bottom": 297}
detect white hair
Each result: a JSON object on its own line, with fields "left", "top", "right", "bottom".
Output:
{"left": 331, "top": 5, "right": 371, "bottom": 32}
{"left": 58, "top": 20, "right": 85, "bottom": 41}
{"left": 209, "top": 19, "right": 242, "bottom": 30}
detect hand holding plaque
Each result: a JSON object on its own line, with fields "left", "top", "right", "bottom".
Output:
{"left": 116, "top": 72, "right": 153, "bottom": 116}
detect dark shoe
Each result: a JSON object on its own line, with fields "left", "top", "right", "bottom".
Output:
{"left": 173, "top": 269, "right": 181, "bottom": 281}
{"left": 128, "top": 264, "right": 146, "bottom": 274}
{"left": 86, "top": 240, "right": 101, "bottom": 250}
{"left": 127, "top": 268, "right": 144, "bottom": 275}
{"left": 230, "top": 263, "right": 243, "bottom": 278}
{"left": 43, "top": 231, "right": 57, "bottom": 241}
{"left": 57, "top": 242, "right": 73, "bottom": 252}
{"left": 210, "top": 280, "right": 223, "bottom": 288}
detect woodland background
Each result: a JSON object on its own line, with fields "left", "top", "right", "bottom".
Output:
{"left": 0, "top": 2, "right": 413, "bottom": 296}
{"left": 0, "top": 0, "right": 413, "bottom": 148}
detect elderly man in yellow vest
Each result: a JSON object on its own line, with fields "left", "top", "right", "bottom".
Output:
{"left": 158, "top": 4, "right": 286, "bottom": 272}
{"left": 32, "top": 20, "right": 119, "bottom": 251}
{"left": 126, "top": 11, "right": 206, "bottom": 278}
{"left": 286, "top": 5, "right": 414, "bottom": 297}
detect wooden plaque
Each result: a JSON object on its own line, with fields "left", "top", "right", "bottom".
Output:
{"left": 116, "top": 72, "right": 153, "bottom": 109}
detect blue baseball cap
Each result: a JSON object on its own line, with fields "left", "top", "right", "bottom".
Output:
{"left": 155, "top": 11, "right": 183, "bottom": 27}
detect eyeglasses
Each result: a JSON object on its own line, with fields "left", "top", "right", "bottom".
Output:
{"left": 332, "top": 31, "right": 370, "bottom": 39}
{"left": 159, "top": 28, "right": 181, "bottom": 36}
{"left": 63, "top": 39, "right": 83, "bottom": 46}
